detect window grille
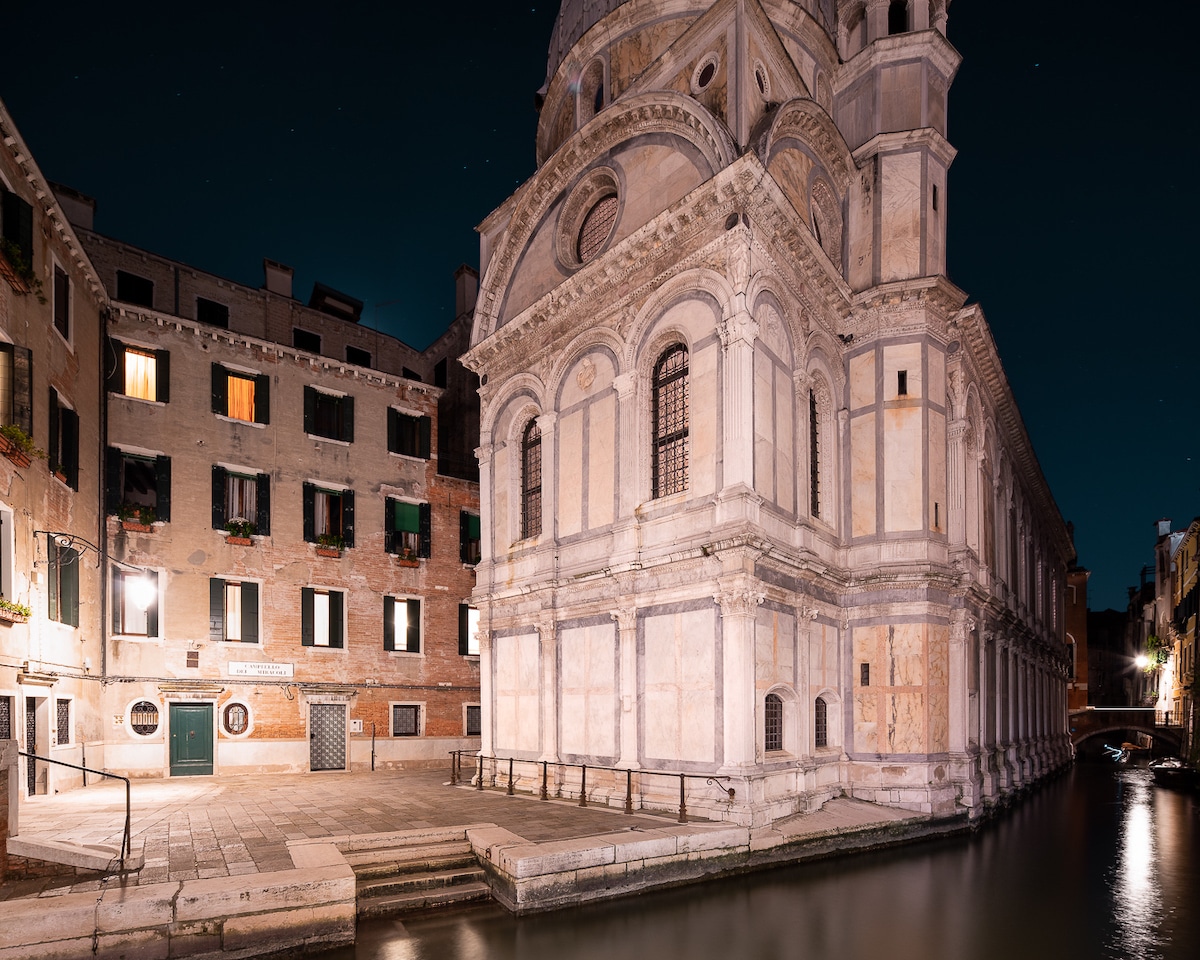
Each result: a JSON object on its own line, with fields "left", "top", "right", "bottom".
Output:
{"left": 652, "top": 345, "right": 689, "bottom": 498}
{"left": 56, "top": 700, "right": 70, "bottom": 745}
{"left": 814, "top": 697, "right": 828, "bottom": 748}
{"left": 764, "top": 694, "right": 783, "bottom": 752}
{"left": 521, "top": 419, "right": 542, "bottom": 539}
{"left": 577, "top": 194, "right": 618, "bottom": 262}
{"left": 0, "top": 696, "right": 10, "bottom": 740}
{"left": 810, "top": 389, "right": 820, "bottom": 518}
{"left": 392, "top": 704, "right": 419, "bottom": 737}
{"left": 466, "top": 705, "right": 482, "bottom": 736}
{"left": 131, "top": 701, "right": 159, "bottom": 735}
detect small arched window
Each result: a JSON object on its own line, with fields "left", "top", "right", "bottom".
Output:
{"left": 652, "top": 344, "right": 689, "bottom": 498}
{"left": 765, "top": 694, "right": 783, "bottom": 752}
{"left": 814, "top": 696, "right": 828, "bottom": 748}
{"left": 521, "top": 419, "right": 542, "bottom": 540}
{"left": 888, "top": 0, "right": 909, "bottom": 35}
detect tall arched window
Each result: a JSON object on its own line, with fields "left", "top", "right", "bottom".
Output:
{"left": 764, "top": 694, "right": 783, "bottom": 752}
{"left": 814, "top": 696, "right": 828, "bottom": 748}
{"left": 521, "top": 419, "right": 542, "bottom": 540}
{"left": 809, "top": 389, "right": 820, "bottom": 518}
{"left": 652, "top": 344, "right": 689, "bottom": 498}
{"left": 888, "top": 0, "right": 908, "bottom": 34}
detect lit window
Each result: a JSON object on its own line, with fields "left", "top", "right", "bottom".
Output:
{"left": 652, "top": 345, "right": 688, "bottom": 498}
{"left": 212, "top": 467, "right": 270, "bottom": 536}
{"left": 459, "top": 604, "right": 480, "bottom": 656}
{"left": 385, "top": 596, "right": 422, "bottom": 653}
{"left": 112, "top": 569, "right": 159, "bottom": 637}
{"left": 301, "top": 587, "right": 344, "bottom": 648}
{"left": 212, "top": 364, "right": 269, "bottom": 423}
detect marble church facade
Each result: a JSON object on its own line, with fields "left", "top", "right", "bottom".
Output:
{"left": 466, "top": 0, "right": 1073, "bottom": 825}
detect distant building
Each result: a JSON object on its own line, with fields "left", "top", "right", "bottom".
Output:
{"left": 466, "top": 0, "right": 1074, "bottom": 825}
{"left": 1066, "top": 562, "right": 1090, "bottom": 711}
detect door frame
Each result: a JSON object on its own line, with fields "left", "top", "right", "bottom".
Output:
{"left": 167, "top": 700, "right": 216, "bottom": 777}
{"left": 307, "top": 699, "right": 349, "bottom": 773}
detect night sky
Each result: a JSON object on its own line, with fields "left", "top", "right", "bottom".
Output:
{"left": 1, "top": 1, "right": 1196, "bottom": 612}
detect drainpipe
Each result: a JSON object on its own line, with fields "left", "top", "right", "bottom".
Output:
{"left": 99, "top": 306, "right": 109, "bottom": 683}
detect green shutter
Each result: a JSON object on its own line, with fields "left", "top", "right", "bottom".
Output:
{"left": 209, "top": 579, "right": 225, "bottom": 641}
{"left": 241, "top": 582, "right": 259, "bottom": 643}
{"left": 48, "top": 540, "right": 59, "bottom": 622}
{"left": 13, "top": 346, "right": 32, "bottom": 435}
{"left": 61, "top": 548, "right": 79, "bottom": 627}
{"left": 329, "top": 591, "right": 344, "bottom": 648}
{"left": 395, "top": 500, "right": 421, "bottom": 533}
{"left": 301, "top": 588, "right": 315, "bottom": 646}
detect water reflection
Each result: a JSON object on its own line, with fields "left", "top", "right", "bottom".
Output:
{"left": 332, "top": 765, "right": 1199, "bottom": 960}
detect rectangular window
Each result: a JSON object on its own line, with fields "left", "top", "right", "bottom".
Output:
{"left": 293, "top": 328, "right": 321, "bottom": 353}
{"left": 386, "top": 498, "right": 430, "bottom": 559}
{"left": 56, "top": 699, "right": 70, "bottom": 746}
{"left": 112, "top": 569, "right": 159, "bottom": 637}
{"left": 53, "top": 266, "right": 69, "bottom": 339}
{"left": 346, "top": 345, "right": 371, "bottom": 367}
{"left": 212, "top": 364, "right": 269, "bottom": 423}
{"left": 460, "top": 511, "right": 481, "bottom": 564}
{"left": 897, "top": 370, "right": 908, "bottom": 396}
{"left": 458, "top": 604, "right": 480, "bottom": 656}
{"left": 303, "top": 483, "right": 354, "bottom": 548}
{"left": 106, "top": 449, "right": 171, "bottom": 522}
{"left": 384, "top": 596, "right": 422, "bottom": 653}
{"left": 466, "top": 704, "right": 481, "bottom": 736}
{"left": 196, "top": 297, "right": 229, "bottom": 328}
{"left": 48, "top": 387, "right": 79, "bottom": 490}
{"left": 304, "top": 386, "right": 354, "bottom": 442}
{"left": 387, "top": 409, "right": 431, "bottom": 458}
{"left": 392, "top": 704, "right": 419, "bottom": 737}
{"left": 1, "top": 186, "right": 34, "bottom": 268}
{"left": 301, "top": 587, "right": 344, "bottom": 648}
{"left": 48, "top": 539, "right": 80, "bottom": 627}
{"left": 0, "top": 695, "right": 10, "bottom": 740}
{"left": 209, "top": 578, "right": 259, "bottom": 642}
{"left": 860, "top": 662, "right": 870, "bottom": 686}
{"left": 434, "top": 358, "right": 448, "bottom": 388}
{"left": 115, "top": 270, "right": 154, "bottom": 308}
{"left": 106, "top": 339, "right": 169, "bottom": 402}
{"left": 211, "top": 466, "right": 271, "bottom": 536}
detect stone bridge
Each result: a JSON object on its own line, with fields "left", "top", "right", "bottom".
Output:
{"left": 1069, "top": 707, "right": 1184, "bottom": 753}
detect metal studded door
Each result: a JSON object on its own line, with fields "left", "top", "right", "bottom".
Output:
{"left": 25, "top": 696, "right": 37, "bottom": 795}
{"left": 309, "top": 703, "right": 346, "bottom": 771}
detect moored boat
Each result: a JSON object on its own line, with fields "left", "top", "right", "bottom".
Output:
{"left": 1148, "top": 757, "right": 1199, "bottom": 790}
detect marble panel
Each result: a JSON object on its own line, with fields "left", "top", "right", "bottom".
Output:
{"left": 880, "top": 152, "right": 922, "bottom": 282}
{"left": 887, "top": 691, "right": 926, "bottom": 753}
{"left": 755, "top": 607, "right": 795, "bottom": 689}
{"left": 883, "top": 405, "right": 922, "bottom": 531}
{"left": 559, "top": 409, "right": 584, "bottom": 538}
{"left": 929, "top": 409, "right": 945, "bottom": 532}
{"left": 854, "top": 690, "right": 879, "bottom": 753}
{"left": 765, "top": 147, "right": 814, "bottom": 222}
{"left": 850, "top": 350, "right": 875, "bottom": 410}
{"left": 587, "top": 393, "right": 615, "bottom": 529}
{"left": 644, "top": 609, "right": 716, "bottom": 762}
{"left": 776, "top": 366, "right": 794, "bottom": 512}
{"left": 495, "top": 632, "right": 540, "bottom": 753}
{"left": 690, "top": 342, "right": 719, "bottom": 496}
{"left": 754, "top": 349, "right": 775, "bottom": 503}
{"left": 883, "top": 342, "right": 923, "bottom": 400}
{"left": 891, "top": 623, "right": 926, "bottom": 687}
{"left": 560, "top": 623, "right": 617, "bottom": 757}
{"left": 851, "top": 412, "right": 876, "bottom": 537}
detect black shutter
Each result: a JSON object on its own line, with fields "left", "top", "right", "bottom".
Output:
{"left": 62, "top": 407, "right": 79, "bottom": 489}
{"left": 12, "top": 346, "right": 32, "bottom": 435}
{"left": 418, "top": 502, "right": 431, "bottom": 558}
{"left": 383, "top": 596, "right": 395, "bottom": 651}
{"left": 241, "top": 582, "right": 259, "bottom": 643}
{"left": 211, "top": 465, "right": 227, "bottom": 529}
{"left": 329, "top": 591, "right": 344, "bottom": 648}
{"left": 459, "top": 511, "right": 469, "bottom": 563}
{"left": 301, "top": 587, "right": 315, "bottom": 645}
{"left": 342, "top": 395, "right": 354, "bottom": 443}
{"left": 419, "top": 416, "right": 431, "bottom": 459}
{"left": 111, "top": 573, "right": 124, "bottom": 635}
{"left": 406, "top": 598, "right": 420, "bottom": 653}
{"left": 303, "top": 386, "right": 315, "bottom": 434}
{"left": 458, "top": 604, "right": 469, "bottom": 655}
{"left": 1, "top": 189, "right": 33, "bottom": 263}
{"left": 211, "top": 363, "right": 226, "bottom": 414}
{"left": 255, "top": 472, "right": 271, "bottom": 536}
{"left": 48, "top": 540, "right": 59, "bottom": 622}
{"left": 387, "top": 407, "right": 398, "bottom": 453}
{"left": 155, "top": 456, "right": 172, "bottom": 522}
{"left": 342, "top": 490, "right": 355, "bottom": 548}
{"left": 302, "top": 482, "right": 315, "bottom": 542}
{"left": 105, "top": 448, "right": 122, "bottom": 514}
{"left": 209, "top": 578, "right": 225, "bottom": 641}
{"left": 47, "top": 386, "right": 59, "bottom": 472}
{"left": 62, "top": 549, "right": 79, "bottom": 627}
{"left": 145, "top": 573, "right": 159, "bottom": 639}
{"left": 156, "top": 350, "right": 170, "bottom": 403}
{"left": 53, "top": 268, "right": 69, "bottom": 337}
{"left": 254, "top": 373, "right": 270, "bottom": 424}
{"left": 106, "top": 339, "right": 125, "bottom": 395}
{"left": 384, "top": 497, "right": 396, "bottom": 554}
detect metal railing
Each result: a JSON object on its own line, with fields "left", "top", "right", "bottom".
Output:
{"left": 18, "top": 751, "right": 131, "bottom": 871}
{"left": 449, "top": 751, "right": 735, "bottom": 823}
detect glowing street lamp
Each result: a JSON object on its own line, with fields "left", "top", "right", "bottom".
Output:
{"left": 1135, "top": 654, "right": 1150, "bottom": 670}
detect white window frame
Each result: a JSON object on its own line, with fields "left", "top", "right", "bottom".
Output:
{"left": 390, "top": 700, "right": 425, "bottom": 737}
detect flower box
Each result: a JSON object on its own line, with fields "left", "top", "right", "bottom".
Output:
{"left": 3, "top": 447, "right": 31, "bottom": 468}
{"left": 121, "top": 520, "right": 154, "bottom": 533}
{"left": 396, "top": 557, "right": 420, "bottom": 568}
{"left": 226, "top": 536, "right": 253, "bottom": 546}
{"left": 315, "top": 546, "right": 341, "bottom": 558}
{"left": 0, "top": 607, "right": 30, "bottom": 624}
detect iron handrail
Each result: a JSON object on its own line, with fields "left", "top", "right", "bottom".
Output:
{"left": 18, "top": 751, "right": 131, "bottom": 870}
{"left": 449, "top": 750, "right": 735, "bottom": 823}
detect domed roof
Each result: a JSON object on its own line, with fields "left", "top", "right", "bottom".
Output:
{"left": 545, "top": 0, "right": 632, "bottom": 85}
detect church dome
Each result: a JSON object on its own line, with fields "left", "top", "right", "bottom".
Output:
{"left": 545, "top": 0, "right": 632, "bottom": 85}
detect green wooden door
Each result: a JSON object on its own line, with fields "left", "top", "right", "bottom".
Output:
{"left": 169, "top": 703, "right": 214, "bottom": 776}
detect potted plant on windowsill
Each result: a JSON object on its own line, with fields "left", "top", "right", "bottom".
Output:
{"left": 395, "top": 545, "right": 420, "bottom": 567}
{"left": 225, "top": 517, "right": 255, "bottom": 545}
{"left": 0, "top": 423, "right": 45, "bottom": 468}
{"left": 0, "top": 597, "right": 32, "bottom": 624}
{"left": 315, "top": 533, "right": 343, "bottom": 557}
{"left": 0, "top": 238, "right": 46, "bottom": 303}
{"left": 117, "top": 502, "right": 156, "bottom": 532}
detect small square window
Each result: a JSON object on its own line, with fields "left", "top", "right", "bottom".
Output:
{"left": 304, "top": 387, "right": 353, "bottom": 441}
{"left": 293, "top": 328, "right": 322, "bottom": 353}
{"left": 346, "top": 345, "right": 371, "bottom": 367}
{"left": 116, "top": 270, "right": 154, "bottom": 308}
{"left": 392, "top": 704, "right": 419, "bottom": 737}
{"left": 212, "top": 364, "right": 269, "bottom": 423}
{"left": 466, "top": 704, "right": 481, "bottom": 736}
{"left": 388, "top": 409, "right": 430, "bottom": 458}
{"left": 197, "top": 297, "right": 229, "bottom": 328}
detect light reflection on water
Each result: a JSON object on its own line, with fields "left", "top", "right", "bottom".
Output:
{"left": 325, "top": 764, "right": 1199, "bottom": 960}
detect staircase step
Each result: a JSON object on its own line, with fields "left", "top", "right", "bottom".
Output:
{"left": 357, "top": 880, "right": 492, "bottom": 920}
{"left": 358, "top": 866, "right": 486, "bottom": 900}
{"left": 345, "top": 840, "right": 473, "bottom": 869}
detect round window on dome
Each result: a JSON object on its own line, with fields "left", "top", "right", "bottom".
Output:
{"left": 577, "top": 194, "right": 618, "bottom": 263}
{"left": 692, "top": 54, "right": 720, "bottom": 94}
{"left": 130, "top": 700, "right": 160, "bottom": 736}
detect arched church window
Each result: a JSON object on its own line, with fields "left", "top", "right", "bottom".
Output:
{"left": 888, "top": 0, "right": 909, "bottom": 35}
{"left": 521, "top": 418, "right": 542, "bottom": 540}
{"left": 652, "top": 344, "right": 689, "bottom": 498}
{"left": 814, "top": 696, "right": 828, "bottom": 748}
{"left": 765, "top": 694, "right": 783, "bottom": 752}
{"left": 577, "top": 195, "right": 618, "bottom": 263}
{"left": 809, "top": 389, "right": 820, "bottom": 518}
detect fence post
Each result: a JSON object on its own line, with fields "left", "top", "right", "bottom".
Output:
{"left": 624, "top": 769, "right": 633, "bottom": 814}
{"left": 449, "top": 750, "right": 458, "bottom": 785}
{"left": 541, "top": 760, "right": 549, "bottom": 800}
{"left": 507, "top": 757, "right": 515, "bottom": 796}
{"left": 579, "top": 764, "right": 587, "bottom": 807}
{"left": 477, "top": 755, "right": 484, "bottom": 791}
{"left": 678, "top": 774, "right": 688, "bottom": 823}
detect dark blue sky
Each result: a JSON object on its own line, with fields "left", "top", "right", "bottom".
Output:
{"left": 1, "top": 1, "right": 1196, "bottom": 612}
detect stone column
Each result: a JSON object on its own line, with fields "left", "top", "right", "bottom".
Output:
{"left": 866, "top": 0, "right": 889, "bottom": 41}
{"left": 478, "top": 629, "right": 495, "bottom": 761}
{"left": 612, "top": 607, "right": 639, "bottom": 769}
{"left": 0, "top": 739, "right": 16, "bottom": 881}
{"left": 947, "top": 419, "right": 967, "bottom": 546}
{"left": 948, "top": 615, "right": 974, "bottom": 755}
{"left": 538, "top": 616, "right": 559, "bottom": 763}
{"left": 716, "top": 585, "right": 764, "bottom": 769}
{"left": 475, "top": 441, "right": 495, "bottom": 566}
{"left": 717, "top": 309, "right": 757, "bottom": 499}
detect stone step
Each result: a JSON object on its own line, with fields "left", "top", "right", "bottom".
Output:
{"left": 357, "top": 865, "right": 486, "bottom": 901}
{"left": 343, "top": 838, "right": 473, "bottom": 867}
{"left": 357, "top": 880, "right": 492, "bottom": 920}
{"left": 352, "top": 850, "right": 477, "bottom": 881}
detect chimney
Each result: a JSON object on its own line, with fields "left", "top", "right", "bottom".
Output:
{"left": 1156, "top": 518, "right": 1172, "bottom": 539}
{"left": 263, "top": 259, "right": 294, "bottom": 298}
{"left": 49, "top": 183, "right": 96, "bottom": 231}
{"left": 454, "top": 264, "right": 479, "bottom": 319}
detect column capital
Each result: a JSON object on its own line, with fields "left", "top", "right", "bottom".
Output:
{"left": 610, "top": 608, "right": 638, "bottom": 632}
{"left": 714, "top": 587, "right": 765, "bottom": 617}
{"left": 612, "top": 370, "right": 638, "bottom": 398}
{"left": 535, "top": 411, "right": 558, "bottom": 433}
{"left": 717, "top": 309, "right": 758, "bottom": 348}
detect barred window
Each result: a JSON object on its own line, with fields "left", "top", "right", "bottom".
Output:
{"left": 577, "top": 194, "right": 618, "bottom": 262}
{"left": 466, "top": 704, "right": 482, "bottom": 736}
{"left": 392, "top": 704, "right": 419, "bottom": 737}
{"left": 521, "top": 419, "right": 542, "bottom": 540}
{"left": 56, "top": 700, "right": 70, "bottom": 745}
{"left": 652, "top": 344, "right": 689, "bottom": 498}
{"left": 814, "top": 697, "right": 828, "bottom": 748}
{"left": 764, "top": 694, "right": 783, "bottom": 752}
{"left": 130, "top": 700, "right": 160, "bottom": 736}
{"left": 0, "top": 696, "right": 11, "bottom": 740}
{"left": 809, "top": 389, "right": 820, "bottom": 518}
{"left": 223, "top": 703, "right": 248, "bottom": 735}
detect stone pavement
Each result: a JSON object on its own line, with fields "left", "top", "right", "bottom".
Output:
{"left": 0, "top": 768, "right": 683, "bottom": 899}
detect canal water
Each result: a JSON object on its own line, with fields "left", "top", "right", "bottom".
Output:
{"left": 337, "top": 762, "right": 1199, "bottom": 960}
